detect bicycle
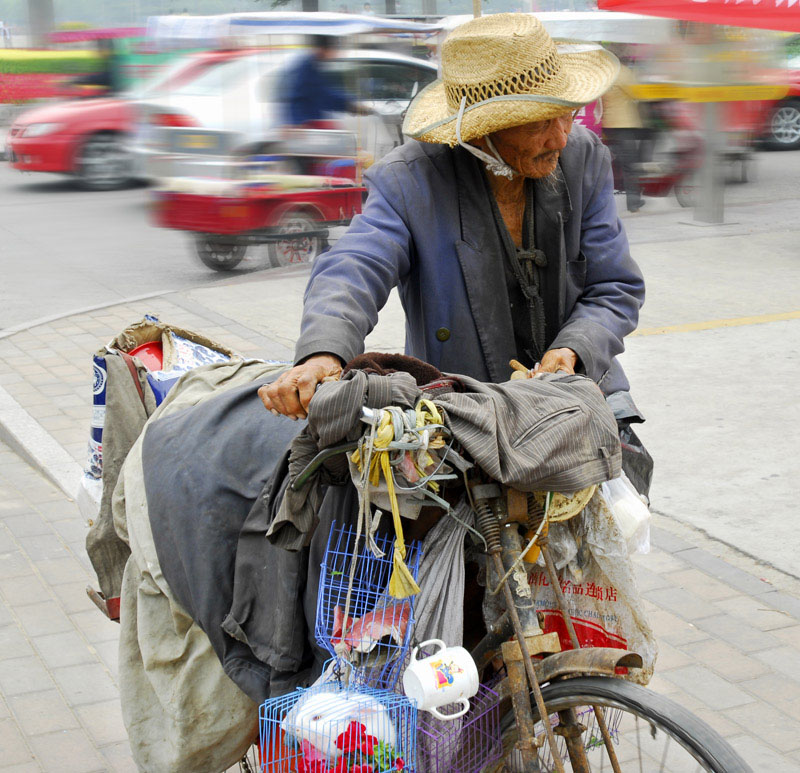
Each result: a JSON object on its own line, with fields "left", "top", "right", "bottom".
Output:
{"left": 267, "top": 402, "right": 752, "bottom": 773}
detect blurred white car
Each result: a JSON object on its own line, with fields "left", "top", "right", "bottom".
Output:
{"left": 131, "top": 48, "right": 437, "bottom": 178}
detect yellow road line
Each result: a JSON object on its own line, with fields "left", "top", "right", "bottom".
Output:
{"left": 631, "top": 310, "right": 800, "bottom": 337}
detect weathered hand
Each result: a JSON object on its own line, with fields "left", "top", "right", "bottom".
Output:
{"left": 258, "top": 353, "right": 342, "bottom": 420}
{"left": 533, "top": 348, "right": 578, "bottom": 376}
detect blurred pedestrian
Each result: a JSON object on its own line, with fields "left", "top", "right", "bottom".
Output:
{"left": 363, "top": 2, "right": 376, "bottom": 14}
{"left": 602, "top": 61, "right": 645, "bottom": 212}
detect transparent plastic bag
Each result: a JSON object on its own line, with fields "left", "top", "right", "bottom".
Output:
{"left": 600, "top": 472, "right": 651, "bottom": 555}
{"left": 529, "top": 493, "right": 657, "bottom": 685}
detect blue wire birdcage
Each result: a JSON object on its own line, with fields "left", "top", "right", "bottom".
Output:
{"left": 259, "top": 678, "right": 418, "bottom": 773}
{"left": 316, "top": 522, "right": 423, "bottom": 690}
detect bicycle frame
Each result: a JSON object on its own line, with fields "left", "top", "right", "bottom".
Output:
{"left": 467, "top": 480, "right": 642, "bottom": 773}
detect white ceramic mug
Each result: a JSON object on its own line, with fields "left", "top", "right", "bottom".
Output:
{"left": 402, "top": 639, "right": 479, "bottom": 720}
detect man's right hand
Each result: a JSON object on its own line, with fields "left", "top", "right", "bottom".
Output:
{"left": 258, "top": 354, "right": 343, "bottom": 420}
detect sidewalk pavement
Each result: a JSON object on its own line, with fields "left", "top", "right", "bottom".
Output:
{"left": 4, "top": 432, "right": 800, "bottom": 771}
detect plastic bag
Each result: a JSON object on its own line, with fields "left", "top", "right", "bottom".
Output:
{"left": 600, "top": 472, "right": 651, "bottom": 555}
{"left": 529, "top": 492, "right": 657, "bottom": 685}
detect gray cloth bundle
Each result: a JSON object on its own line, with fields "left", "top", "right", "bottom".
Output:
{"left": 411, "top": 498, "right": 474, "bottom": 646}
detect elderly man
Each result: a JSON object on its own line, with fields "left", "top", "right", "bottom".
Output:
{"left": 262, "top": 13, "right": 645, "bottom": 426}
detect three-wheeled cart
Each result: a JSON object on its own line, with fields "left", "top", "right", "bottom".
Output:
{"left": 153, "top": 173, "right": 366, "bottom": 270}
{"left": 150, "top": 126, "right": 368, "bottom": 271}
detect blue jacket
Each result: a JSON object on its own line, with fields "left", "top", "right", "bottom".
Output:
{"left": 296, "top": 125, "right": 645, "bottom": 395}
{"left": 284, "top": 53, "right": 351, "bottom": 126}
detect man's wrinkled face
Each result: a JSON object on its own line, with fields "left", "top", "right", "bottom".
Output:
{"left": 482, "top": 111, "right": 576, "bottom": 179}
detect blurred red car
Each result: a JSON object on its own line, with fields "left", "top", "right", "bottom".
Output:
{"left": 5, "top": 49, "right": 252, "bottom": 190}
{"left": 764, "top": 58, "right": 800, "bottom": 150}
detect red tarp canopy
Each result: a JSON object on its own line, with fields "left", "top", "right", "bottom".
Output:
{"left": 598, "top": 0, "right": 800, "bottom": 33}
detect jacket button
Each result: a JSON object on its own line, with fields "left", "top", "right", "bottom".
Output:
{"left": 435, "top": 327, "right": 450, "bottom": 342}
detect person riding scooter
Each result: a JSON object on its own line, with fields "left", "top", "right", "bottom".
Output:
{"left": 261, "top": 13, "right": 646, "bottom": 429}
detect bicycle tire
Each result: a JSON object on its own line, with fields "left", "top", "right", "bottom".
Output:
{"left": 499, "top": 675, "right": 752, "bottom": 773}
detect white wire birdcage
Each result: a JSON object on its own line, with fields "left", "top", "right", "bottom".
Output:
{"left": 259, "top": 678, "right": 417, "bottom": 773}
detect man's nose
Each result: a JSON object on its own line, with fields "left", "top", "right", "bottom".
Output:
{"left": 543, "top": 121, "right": 570, "bottom": 151}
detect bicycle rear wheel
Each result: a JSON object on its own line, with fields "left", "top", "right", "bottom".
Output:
{"left": 496, "top": 676, "right": 751, "bottom": 773}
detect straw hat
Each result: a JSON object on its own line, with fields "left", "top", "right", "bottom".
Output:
{"left": 403, "top": 13, "right": 619, "bottom": 146}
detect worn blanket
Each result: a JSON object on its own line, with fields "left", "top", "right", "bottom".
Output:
{"left": 115, "top": 359, "right": 291, "bottom": 772}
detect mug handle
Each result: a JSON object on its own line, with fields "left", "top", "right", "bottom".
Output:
{"left": 411, "top": 638, "right": 447, "bottom": 660}
{"left": 429, "top": 698, "right": 470, "bottom": 721}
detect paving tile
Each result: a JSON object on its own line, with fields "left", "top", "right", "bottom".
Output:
{"left": 0, "top": 599, "right": 13, "bottom": 627}
{"left": 0, "top": 718, "right": 35, "bottom": 767}
{"left": 0, "top": 550, "right": 34, "bottom": 581}
{"left": 0, "top": 656, "right": 55, "bottom": 697}
{"left": 663, "top": 567, "right": 741, "bottom": 601}
{"left": 724, "top": 701, "right": 800, "bottom": 753}
{"left": 99, "top": 740, "right": 137, "bottom": 772}
{"left": 0, "top": 624, "right": 36, "bottom": 661}
{"left": 631, "top": 549, "right": 687, "bottom": 574}
{"left": 0, "top": 515, "right": 50, "bottom": 540}
{"left": 712, "top": 594, "right": 798, "bottom": 632}
{"left": 652, "top": 639, "right": 694, "bottom": 672}
{"left": 27, "top": 728, "right": 106, "bottom": 773}
{"left": 644, "top": 586, "right": 720, "bottom": 622}
{"left": 693, "top": 614, "right": 782, "bottom": 653}
{"left": 32, "top": 556, "right": 90, "bottom": 588}
{"left": 756, "top": 590, "right": 800, "bottom": 621}
{"left": 661, "top": 664, "right": 755, "bottom": 709}
{"left": 46, "top": 520, "right": 86, "bottom": 548}
{"left": 32, "top": 630, "right": 97, "bottom": 669}
{"left": 631, "top": 564, "right": 673, "bottom": 592}
{"left": 753, "top": 645, "right": 800, "bottom": 683}
{"left": 0, "top": 575, "right": 51, "bottom": 608}
{"left": 644, "top": 605, "right": 710, "bottom": 646}
{"left": 26, "top": 497, "right": 77, "bottom": 524}
{"left": 649, "top": 526, "right": 695, "bottom": 554}
{"left": 51, "top": 663, "right": 118, "bottom": 706}
{"left": 682, "top": 638, "right": 771, "bottom": 682}
{"left": 677, "top": 548, "right": 775, "bottom": 596}
{"left": 49, "top": 582, "right": 94, "bottom": 616}
{"left": 773, "top": 624, "right": 800, "bottom": 650}
{"left": 738, "top": 672, "right": 800, "bottom": 723}
{"left": 92, "top": 638, "right": 119, "bottom": 674}
{"left": 728, "top": 734, "right": 800, "bottom": 773}
{"left": 68, "top": 609, "right": 120, "bottom": 646}
{"left": 14, "top": 602, "right": 73, "bottom": 638}
{"left": 75, "top": 699, "right": 128, "bottom": 747}
{"left": 0, "top": 762, "right": 43, "bottom": 772}
{"left": 8, "top": 689, "right": 80, "bottom": 737}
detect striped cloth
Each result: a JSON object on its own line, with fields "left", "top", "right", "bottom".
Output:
{"left": 435, "top": 372, "right": 620, "bottom": 494}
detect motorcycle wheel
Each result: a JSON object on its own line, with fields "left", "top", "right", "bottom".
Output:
{"left": 268, "top": 211, "right": 327, "bottom": 268}
{"left": 194, "top": 234, "right": 247, "bottom": 271}
{"left": 674, "top": 177, "right": 697, "bottom": 209}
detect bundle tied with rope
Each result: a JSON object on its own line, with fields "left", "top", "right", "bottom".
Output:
{"left": 348, "top": 398, "right": 457, "bottom": 600}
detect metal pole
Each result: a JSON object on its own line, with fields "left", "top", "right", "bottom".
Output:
{"left": 694, "top": 33, "right": 725, "bottom": 224}
{"left": 473, "top": 0, "right": 481, "bottom": 18}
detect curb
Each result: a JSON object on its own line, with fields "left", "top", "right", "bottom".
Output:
{"left": 0, "top": 383, "right": 82, "bottom": 500}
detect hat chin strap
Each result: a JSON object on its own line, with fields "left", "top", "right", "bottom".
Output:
{"left": 455, "top": 96, "right": 517, "bottom": 180}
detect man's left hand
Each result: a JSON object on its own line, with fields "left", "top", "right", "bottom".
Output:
{"left": 533, "top": 348, "right": 578, "bottom": 375}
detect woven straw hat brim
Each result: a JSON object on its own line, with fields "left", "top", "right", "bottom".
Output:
{"left": 403, "top": 46, "right": 619, "bottom": 146}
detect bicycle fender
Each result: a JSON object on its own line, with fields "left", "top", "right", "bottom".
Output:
{"left": 535, "top": 647, "right": 643, "bottom": 684}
